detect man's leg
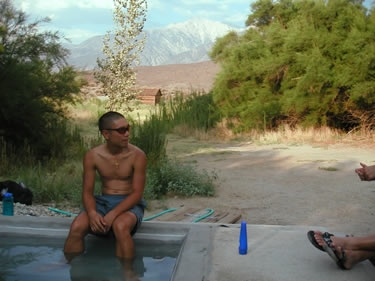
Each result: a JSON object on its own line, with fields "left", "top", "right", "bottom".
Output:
{"left": 112, "top": 211, "right": 138, "bottom": 258}
{"left": 118, "top": 257, "right": 141, "bottom": 281}
{"left": 113, "top": 212, "right": 140, "bottom": 281}
{"left": 63, "top": 212, "right": 90, "bottom": 261}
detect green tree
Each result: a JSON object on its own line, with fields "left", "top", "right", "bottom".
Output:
{"left": 0, "top": 0, "right": 81, "bottom": 159}
{"left": 95, "top": 0, "right": 147, "bottom": 112}
{"left": 210, "top": 0, "right": 375, "bottom": 131}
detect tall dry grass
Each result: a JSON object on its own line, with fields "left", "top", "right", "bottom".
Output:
{"left": 172, "top": 122, "right": 375, "bottom": 149}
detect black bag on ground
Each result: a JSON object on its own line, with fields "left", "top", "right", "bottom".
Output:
{"left": 0, "top": 180, "right": 33, "bottom": 205}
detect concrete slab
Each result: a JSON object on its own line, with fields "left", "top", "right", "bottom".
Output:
{"left": 205, "top": 224, "right": 374, "bottom": 281}
{"left": 0, "top": 216, "right": 373, "bottom": 281}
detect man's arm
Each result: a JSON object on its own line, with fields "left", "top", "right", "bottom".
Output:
{"left": 82, "top": 150, "right": 107, "bottom": 233}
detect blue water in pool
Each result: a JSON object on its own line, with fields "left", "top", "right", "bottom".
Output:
{"left": 0, "top": 234, "right": 182, "bottom": 281}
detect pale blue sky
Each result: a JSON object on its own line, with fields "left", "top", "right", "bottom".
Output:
{"left": 14, "top": 0, "right": 252, "bottom": 44}
{"left": 13, "top": 0, "right": 374, "bottom": 44}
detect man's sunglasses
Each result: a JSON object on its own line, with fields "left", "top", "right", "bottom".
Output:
{"left": 104, "top": 125, "right": 130, "bottom": 134}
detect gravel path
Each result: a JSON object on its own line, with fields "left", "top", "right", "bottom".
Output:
{"left": 0, "top": 202, "right": 80, "bottom": 217}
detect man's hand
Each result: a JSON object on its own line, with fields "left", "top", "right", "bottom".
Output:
{"left": 88, "top": 212, "right": 109, "bottom": 233}
{"left": 103, "top": 211, "right": 117, "bottom": 229}
{"left": 355, "top": 162, "right": 375, "bottom": 181}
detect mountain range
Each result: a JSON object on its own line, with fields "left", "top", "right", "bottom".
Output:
{"left": 64, "top": 18, "right": 244, "bottom": 70}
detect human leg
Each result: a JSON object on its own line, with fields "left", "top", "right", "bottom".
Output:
{"left": 63, "top": 212, "right": 90, "bottom": 260}
{"left": 311, "top": 230, "right": 375, "bottom": 251}
{"left": 308, "top": 230, "right": 375, "bottom": 269}
{"left": 335, "top": 235, "right": 375, "bottom": 251}
{"left": 118, "top": 257, "right": 141, "bottom": 281}
{"left": 328, "top": 245, "right": 375, "bottom": 269}
{"left": 96, "top": 196, "right": 145, "bottom": 258}
{"left": 112, "top": 211, "right": 138, "bottom": 259}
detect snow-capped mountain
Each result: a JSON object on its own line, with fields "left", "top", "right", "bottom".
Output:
{"left": 65, "top": 18, "right": 244, "bottom": 70}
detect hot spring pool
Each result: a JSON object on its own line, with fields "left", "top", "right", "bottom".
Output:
{"left": 0, "top": 216, "right": 214, "bottom": 281}
{"left": 0, "top": 234, "right": 182, "bottom": 281}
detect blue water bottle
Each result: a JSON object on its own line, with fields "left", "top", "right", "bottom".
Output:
{"left": 2, "top": 192, "right": 14, "bottom": 216}
{"left": 239, "top": 221, "right": 248, "bottom": 255}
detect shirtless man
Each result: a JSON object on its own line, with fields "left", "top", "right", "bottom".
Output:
{"left": 64, "top": 111, "right": 147, "bottom": 262}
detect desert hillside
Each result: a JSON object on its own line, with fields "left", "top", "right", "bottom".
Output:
{"left": 135, "top": 61, "right": 221, "bottom": 93}
{"left": 80, "top": 61, "right": 221, "bottom": 97}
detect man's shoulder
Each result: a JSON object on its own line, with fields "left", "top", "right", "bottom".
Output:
{"left": 129, "top": 144, "right": 146, "bottom": 157}
{"left": 88, "top": 144, "right": 105, "bottom": 152}
{"left": 85, "top": 144, "right": 105, "bottom": 157}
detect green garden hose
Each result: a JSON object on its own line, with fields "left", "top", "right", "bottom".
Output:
{"left": 192, "top": 208, "right": 214, "bottom": 223}
{"left": 48, "top": 207, "right": 77, "bottom": 217}
{"left": 143, "top": 208, "right": 178, "bottom": 221}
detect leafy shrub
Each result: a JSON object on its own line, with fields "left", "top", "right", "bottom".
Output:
{"left": 144, "top": 158, "right": 217, "bottom": 200}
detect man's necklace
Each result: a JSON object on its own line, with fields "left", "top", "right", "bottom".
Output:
{"left": 114, "top": 157, "right": 120, "bottom": 168}
{"left": 111, "top": 148, "right": 129, "bottom": 168}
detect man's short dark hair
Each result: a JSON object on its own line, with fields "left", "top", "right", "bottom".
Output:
{"left": 98, "top": 111, "right": 125, "bottom": 131}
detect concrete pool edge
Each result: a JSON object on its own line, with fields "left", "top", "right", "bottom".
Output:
{"left": 2, "top": 216, "right": 375, "bottom": 280}
{"left": 0, "top": 215, "right": 215, "bottom": 281}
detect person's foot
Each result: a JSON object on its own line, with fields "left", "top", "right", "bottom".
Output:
{"left": 313, "top": 231, "right": 352, "bottom": 250}
{"left": 312, "top": 232, "right": 372, "bottom": 269}
{"left": 119, "top": 257, "right": 141, "bottom": 281}
{"left": 63, "top": 252, "right": 81, "bottom": 264}
{"left": 333, "top": 246, "right": 366, "bottom": 269}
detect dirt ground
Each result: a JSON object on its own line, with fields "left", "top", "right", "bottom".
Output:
{"left": 133, "top": 61, "right": 375, "bottom": 236}
{"left": 145, "top": 139, "right": 375, "bottom": 236}
{"left": 85, "top": 61, "right": 375, "bottom": 236}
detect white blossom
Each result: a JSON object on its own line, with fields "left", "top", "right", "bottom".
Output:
{"left": 95, "top": 0, "right": 147, "bottom": 112}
